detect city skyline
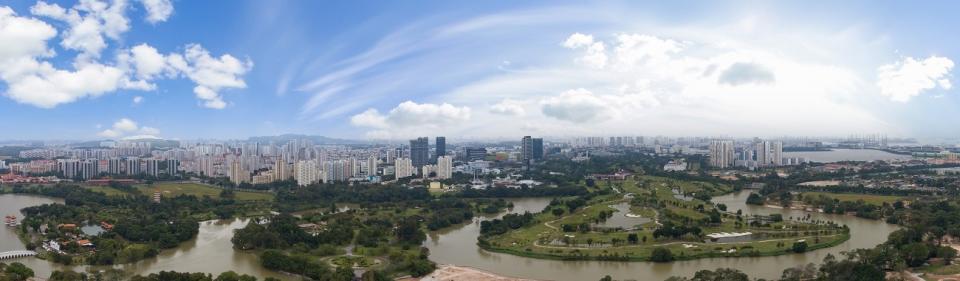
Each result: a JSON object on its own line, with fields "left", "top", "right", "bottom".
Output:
{"left": 1, "top": 0, "right": 959, "bottom": 141}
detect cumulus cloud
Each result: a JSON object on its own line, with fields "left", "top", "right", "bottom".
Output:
{"left": 351, "top": 101, "right": 471, "bottom": 138}
{"left": 30, "top": 0, "right": 130, "bottom": 61}
{"left": 718, "top": 62, "right": 776, "bottom": 86}
{"left": 0, "top": 7, "right": 128, "bottom": 109}
{"left": 612, "top": 33, "right": 682, "bottom": 67}
{"left": 168, "top": 44, "right": 254, "bottom": 109}
{"left": 132, "top": 95, "right": 143, "bottom": 104}
{"left": 563, "top": 33, "right": 607, "bottom": 68}
{"left": 541, "top": 88, "right": 612, "bottom": 123}
{"left": 876, "top": 56, "right": 954, "bottom": 102}
{"left": 0, "top": 2, "right": 250, "bottom": 109}
{"left": 138, "top": 0, "right": 173, "bottom": 23}
{"left": 489, "top": 99, "right": 525, "bottom": 115}
{"left": 97, "top": 118, "right": 161, "bottom": 138}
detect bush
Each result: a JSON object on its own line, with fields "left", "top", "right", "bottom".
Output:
{"left": 650, "top": 247, "right": 674, "bottom": 262}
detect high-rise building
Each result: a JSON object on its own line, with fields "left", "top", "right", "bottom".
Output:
{"left": 522, "top": 136, "right": 544, "bottom": 162}
{"left": 366, "top": 156, "right": 378, "bottom": 176}
{"left": 228, "top": 160, "right": 249, "bottom": 186}
{"left": 273, "top": 157, "right": 289, "bottom": 182}
{"left": 144, "top": 159, "right": 161, "bottom": 177}
{"left": 125, "top": 158, "right": 141, "bottom": 175}
{"left": 410, "top": 137, "right": 429, "bottom": 168}
{"left": 165, "top": 159, "right": 180, "bottom": 175}
{"left": 464, "top": 147, "right": 486, "bottom": 161}
{"left": 437, "top": 155, "right": 453, "bottom": 179}
{"left": 709, "top": 140, "right": 735, "bottom": 168}
{"left": 395, "top": 157, "right": 413, "bottom": 179}
{"left": 295, "top": 159, "right": 320, "bottom": 186}
{"left": 754, "top": 140, "right": 783, "bottom": 167}
{"left": 434, "top": 136, "right": 446, "bottom": 164}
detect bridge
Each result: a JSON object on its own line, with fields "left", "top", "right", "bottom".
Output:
{"left": 0, "top": 250, "right": 37, "bottom": 260}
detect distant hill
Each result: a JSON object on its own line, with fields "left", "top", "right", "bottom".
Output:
{"left": 246, "top": 134, "right": 363, "bottom": 145}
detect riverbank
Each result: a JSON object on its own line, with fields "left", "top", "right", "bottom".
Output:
{"left": 418, "top": 265, "right": 540, "bottom": 281}
{"left": 478, "top": 232, "right": 850, "bottom": 262}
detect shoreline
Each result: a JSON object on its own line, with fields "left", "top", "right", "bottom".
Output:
{"left": 477, "top": 232, "right": 851, "bottom": 262}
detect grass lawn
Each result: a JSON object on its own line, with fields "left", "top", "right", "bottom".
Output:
{"left": 81, "top": 185, "right": 130, "bottom": 196}
{"left": 802, "top": 192, "right": 903, "bottom": 206}
{"left": 137, "top": 182, "right": 273, "bottom": 201}
{"left": 919, "top": 263, "right": 960, "bottom": 276}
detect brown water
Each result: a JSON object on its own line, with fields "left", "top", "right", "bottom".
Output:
{"left": 424, "top": 193, "right": 898, "bottom": 281}
{"left": 2, "top": 193, "right": 897, "bottom": 280}
{"left": 0, "top": 194, "right": 295, "bottom": 280}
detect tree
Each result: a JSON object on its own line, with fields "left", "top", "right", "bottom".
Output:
{"left": 690, "top": 268, "right": 749, "bottom": 281}
{"left": 650, "top": 247, "right": 674, "bottom": 262}
{"left": 3, "top": 262, "right": 35, "bottom": 281}
{"left": 627, "top": 233, "right": 639, "bottom": 244}
{"left": 552, "top": 208, "right": 565, "bottom": 217}
{"left": 599, "top": 275, "right": 613, "bottom": 281}
{"left": 792, "top": 241, "right": 808, "bottom": 253}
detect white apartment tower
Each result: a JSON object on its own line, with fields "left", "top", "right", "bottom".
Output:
{"left": 437, "top": 155, "right": 453, "bottom": 179}
{"left": 709, "top": 140, "right": 735, "bottom": 168}
{"left": 395, "top": 157, "right": 413, "bottom": 179}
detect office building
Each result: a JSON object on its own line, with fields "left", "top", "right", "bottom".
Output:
{"left": 410, "top": 137, "right": 429, "bottom": 168}
{"left": 464, "top": 147, "right": 486, "bottom": 161}
{"left": 434, "top": 136, "right": 446, "bottom": 164}
{"left": 522, "top": 136, "right": 544, "bottom": 162}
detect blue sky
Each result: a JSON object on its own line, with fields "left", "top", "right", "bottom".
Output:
{"left": 0, "top": 0, "right": 957, "bottom": 141}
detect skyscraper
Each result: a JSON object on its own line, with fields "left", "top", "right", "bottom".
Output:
{"left": 295, "top": 159, "right": 320, "bottom": 186}
{"left": 437, "top": 155, "right": 453, "bottom": 179}
{"left": 709, "top": 140, "right": 735, "bottom": 168}
{"left": 434, "top": 136, "right": 446, "bottom": 164}
{"left": 410, "top": 137, "right": 429, "bottom": 168}
{"left": 755, "top": 140, "right": 783, "bottom": 167}
{"left": 522, "top": 136, "right": 544, "bottom": 163}
{"left": 366, "top": 156, "right": 378, "bottom": 176}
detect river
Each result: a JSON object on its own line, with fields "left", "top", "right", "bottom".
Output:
{"left": 425, "top": 192, "right": 898, "bottom": 281}
{"left": 0, "top": 194, "right": 295, "bottom": 280}
{"left": 1, "top": 192, "right": 896, "bottom": 280}
{"left": 784, "top": 148, "right": 912, "bottom": 163}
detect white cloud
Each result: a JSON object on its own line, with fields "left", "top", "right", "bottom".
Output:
{"left": 169, "top": 44, "right": 254, "bottom": 109}
{"left": 351, "top": 101, "right": 471, "bottom": 138}
{"left": 127, "top": 43, "right": 168, "bottom": 79}
{"left": 97, "top": 118, "right": 161, "bottom": 138}
{"left": 132, "top": 95, "right": 143, "bottom": 104}
{"left": 541, "top": 88, "right": 613, "bottom": 123}
{"left": 612, "top": 33, "right": 682, "bottom": 68}
{"left": 3, "top": 61, "right": 126, "bottom": 108}
{"left": 1, "top": 2, "right": 251, "bottom": 109}
{"left": 876, "top": 56, "right": 954, "bottom": 102}
{"left": 490, "top": 99, "right": 526, "bottom": 116}
{"left": 31, "top": 0, "right": 130, "bottom": 61}
{"left": 138, "top": 0, "right": 173, "bottom": 23}
{"left": 718, "top": 62, "right": 776, "bottom": 86}
{"left": 563, "top": 33, "right": 607, "bottom": 68}
{"left": 113, "top": 118, "right": 138, "bottom": 131}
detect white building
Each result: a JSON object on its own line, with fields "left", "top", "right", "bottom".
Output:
{"left": 709, "top": 140, "right": 735, "bottom": 168}
{"left": 295, "top": 160, "right": 320, "bottom": 186}
{"left": 436, "top": 155, "right": 453, "bottom": 179}
{"left": 395, "top": 158, "right": 413, "bottom": 179}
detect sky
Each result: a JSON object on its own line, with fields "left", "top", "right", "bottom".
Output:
{"left": 0, "top": 0, "right": 958, "bottom": 141}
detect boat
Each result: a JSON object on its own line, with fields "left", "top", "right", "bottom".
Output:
{"left": 5, "top": 215, "right": 19, "bottom": 227}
